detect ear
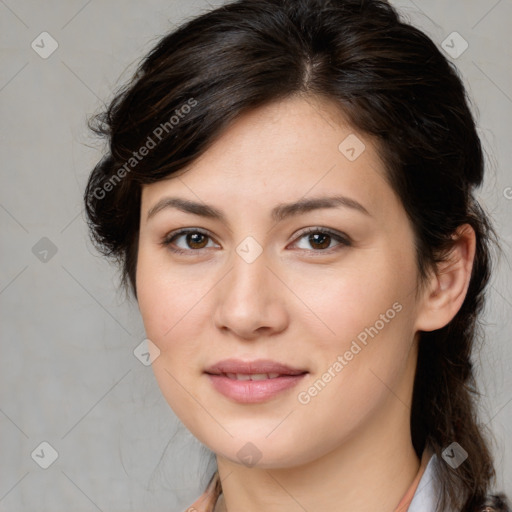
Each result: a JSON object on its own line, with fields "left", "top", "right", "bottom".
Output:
{"left": 414, "top": 224, "right": 476, "bottom": 332}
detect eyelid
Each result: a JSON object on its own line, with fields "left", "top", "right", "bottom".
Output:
{"left": 160, "top": 227, "right": 220, "bottom": 252}
{"left": 288, "top": 226, "right": 352, "bottom": 252}
{"left": 161, "top": 226, "right": 351, "bottom": 254}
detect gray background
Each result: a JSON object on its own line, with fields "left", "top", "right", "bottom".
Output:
{"left": 0, "top": 0, "right": 511, "bottom": 511}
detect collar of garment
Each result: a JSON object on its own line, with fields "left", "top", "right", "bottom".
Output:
{"left": 406, "top": 452, "right": 447, "bottom": 512}
{"left": 187, "top": 448, "right": 442, "bottom": 512}
{"left": 395, "top": 448, "right": 441, "bottom": 512}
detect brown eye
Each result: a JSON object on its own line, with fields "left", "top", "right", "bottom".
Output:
{"left": 186, "top": 232, "right": 209, "bottom": 249}
{"left": 162, "top": 229, "right": 219, "bottom": 254}
{"left": 292, "top": 227, "right": 351, "bottom": 252}
{"left": 307, "top": 232, "right": 332, "bottom": 250}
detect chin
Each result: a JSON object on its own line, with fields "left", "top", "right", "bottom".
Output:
{"left": 198, "top": 427, "right": 327, "bottom": 470}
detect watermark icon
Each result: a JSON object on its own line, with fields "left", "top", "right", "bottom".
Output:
{"left": 504, "top": 187, "right": 512, "bottom": 200}
{"left": 441, "top": 32, "right": 468, "bottom": 59}
{"left": 442, "top": 442, "right": 468, "bottom": 469}
{"left": 297, "top": 301, "right": 403, "bottom": 405}
{"left": 92, "top": 97, "right": 198, "bottom": 201}
{"left": 236, "top": 442, "right": 263, "bottom": 467}
{"left": 31, "top": 32, "right": 59, "bottom": 59}
{"left": 133, "top": 338, "right": 161, "bottom": 366}
{"left": 31, "top": 441, "right": 59, "bottom": 469}
{"left": 236, "top": 236, "right": 263, "bottom": 264}
{"left": 32, "top": 237, "right": 58, "bottom": 263}
{"left": 338, "top": 134, "right": 366, "bottom": 162}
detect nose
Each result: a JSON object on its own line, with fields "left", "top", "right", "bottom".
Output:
{"left": 213, "top": 248, "right": 289, "bottom": 340}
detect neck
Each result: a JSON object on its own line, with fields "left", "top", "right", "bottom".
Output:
{"left": 215, "top": 396, "right": 420, "bottom": 512}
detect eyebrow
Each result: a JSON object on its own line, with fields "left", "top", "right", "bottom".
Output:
{"left": 146, "top": 194, "right": 371, "bottom": 223}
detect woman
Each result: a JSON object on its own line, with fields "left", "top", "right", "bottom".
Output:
{"left": 84, "top": 0, "right": 510, "bottom": 510}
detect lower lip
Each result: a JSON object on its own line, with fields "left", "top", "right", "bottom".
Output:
{"left": 206, "top": 373, "right": 307, "bottom": 403}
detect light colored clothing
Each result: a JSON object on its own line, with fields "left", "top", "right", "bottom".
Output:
{"left": 393, "top": 447, "right": 435, "bottom": 512}
{"left": 397, "top": 449, "right": 443, "bottom": 512}
{"left": 185, "top": 448, "right": 440, "bottom": 512}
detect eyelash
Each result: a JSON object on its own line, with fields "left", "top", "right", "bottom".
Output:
{"left": 160, "top": 227, "right": 352, "bottom": 256}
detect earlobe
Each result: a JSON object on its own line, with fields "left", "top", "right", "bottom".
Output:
{"left": 415, "top": 224, "right": 476, "bottom": 333}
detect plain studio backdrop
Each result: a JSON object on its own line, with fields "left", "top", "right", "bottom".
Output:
{"left": 0, "top": 1, "right": 511, "bottom": 511}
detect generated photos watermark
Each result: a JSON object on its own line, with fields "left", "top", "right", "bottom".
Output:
{"left": 92, "top": 97, "right": 198, "bottom": 200}
{"left": 297, "top": 301, "right": 403, "bottom": 405}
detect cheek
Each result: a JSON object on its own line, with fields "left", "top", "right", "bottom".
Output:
{"left": 136, "top": 258, "right": 209, "bottom": 426}
{"left": 136, "top": 247, "right": 210, "bottom": 345}
{"left": 290, "top": 277, "right": 416, "bottom": 457}
{"left": 135, "top": 248, "right": 221, "bottom": 408}
{"left": 300, "top": 250, "right": 416, "bottom": 352}
{"left": 292, "top": 249, "right": 418, "bottom": 423}
{"left": 298, "top": 275, "right": 415, "bottom": 400}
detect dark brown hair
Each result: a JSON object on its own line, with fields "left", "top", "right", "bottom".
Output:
{"left": 84, "top": 1, "right": 509, "bottom": 510}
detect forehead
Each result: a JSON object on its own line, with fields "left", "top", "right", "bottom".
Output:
{"left": 140, "top": 95, "right": 398, "bottom": 222}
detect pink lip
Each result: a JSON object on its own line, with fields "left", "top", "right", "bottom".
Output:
{"left": 204, "top": 358, "right": 308, "bottom": 403}
{"left": 205, "top": 358, "right": 307, "bottom": 376}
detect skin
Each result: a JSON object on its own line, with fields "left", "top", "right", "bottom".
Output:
{"left": 136, "top": 94, "right": 475, "bottom": 512}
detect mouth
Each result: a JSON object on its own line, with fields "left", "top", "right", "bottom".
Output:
{"left": 221, "top": 372, "right": 286, "bottom": 380}
{"left": 204, "top": 358, "right": 307, "bottom": 376}
{"left": 204, "top": 359, "right": 308, "bottom": 403}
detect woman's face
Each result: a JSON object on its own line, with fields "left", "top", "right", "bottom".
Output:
{"left": 136, "top": 95, "right": 425, "bottom": 468}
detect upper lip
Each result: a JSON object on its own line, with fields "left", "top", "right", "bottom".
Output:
{"left": 204, "top": 359, "right": 308, "bottom": 376}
